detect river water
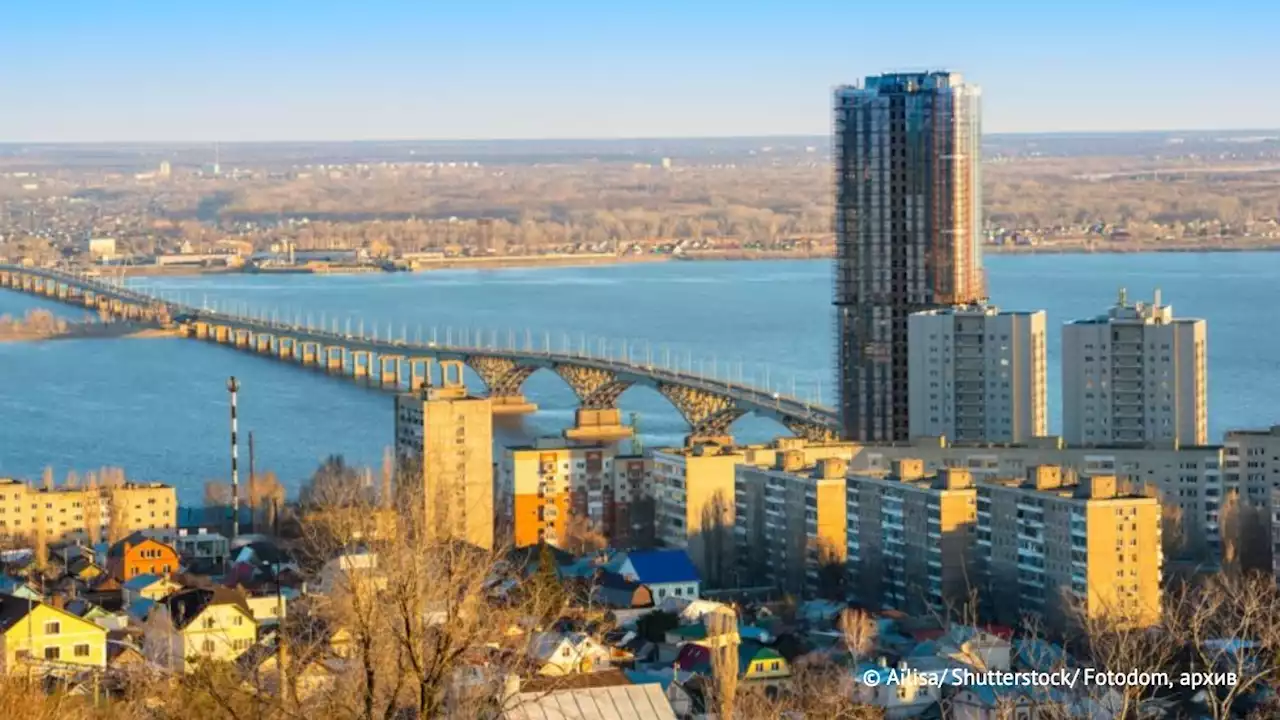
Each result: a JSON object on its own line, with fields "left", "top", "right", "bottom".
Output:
{"left": 2, "top": 253, "right": 1277, "bottom": 502}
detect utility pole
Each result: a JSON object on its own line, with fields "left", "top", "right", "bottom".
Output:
{"left": 227, "top": 376, "right": 241, "bottom": 542}
{"left": 248, "top": 431, "right": 256, "bottom": 534}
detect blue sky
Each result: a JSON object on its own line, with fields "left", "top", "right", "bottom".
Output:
{"left": 3, "top": 0, "right": 1278, "bottom": 141}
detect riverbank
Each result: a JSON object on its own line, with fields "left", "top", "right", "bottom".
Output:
{"left": 65, "top": 240, "right": 1280, "bottom": 281}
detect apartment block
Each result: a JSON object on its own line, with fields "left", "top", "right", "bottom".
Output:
{"left": 0, "top": 479, "right": 176, "bottom": 546}
{"left": 846, "top": 461, "right": 978, "bottom": 615}
{"left": 977, "top": 467, "right": 1162, "bottom": 630}
{"left": 1062, "top": 289, "right": 1207, "bottom": 448}
{"left": 1223, "top": 426, "right": 1280, "bottom": 510}
{"left": 652, "top": 438, "right": 861, "bottom": 586}
{"left": 393, "top": 362, "right": 494, "bottom": 550}
{"left": 735, "top": 453, "right": 847, "bottom": 597}
{"left": 501, "top": 441, "right": 651, "bottom": 549}
{"left": 849, "top": 438, "right": 1223, "bottom": 559}
{"left": 907, "top": 305, "right": 1046, "bottom": 443}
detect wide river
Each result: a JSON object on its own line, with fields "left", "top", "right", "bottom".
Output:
{"left": 2, "top": 253, "right": 1277, "bottom": 502}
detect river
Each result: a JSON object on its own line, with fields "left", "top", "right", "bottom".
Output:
{"left": 2, "top": 253, "right": 1277, "bottom": 502}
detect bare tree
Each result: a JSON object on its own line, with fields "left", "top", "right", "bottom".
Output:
{"left": 839, "top": 607, "right": 878, "bottom": 662}
{"left": 706, "top": 607, "right": 739, "bottom": 720}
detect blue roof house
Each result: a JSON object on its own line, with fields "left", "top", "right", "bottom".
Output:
{"left": 614, "top": 549, "right": 701, "bottom": 602}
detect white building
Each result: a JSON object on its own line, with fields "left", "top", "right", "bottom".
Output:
{"left": 1062, "top": 289, "right": 1207, "bottom": 448}
{"left": 908, "top": 304, "right": 1047, "bottom": 443}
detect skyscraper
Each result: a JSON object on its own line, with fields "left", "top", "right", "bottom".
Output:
{"left": 834, "top": 72, "right": 985, "bottom": 441}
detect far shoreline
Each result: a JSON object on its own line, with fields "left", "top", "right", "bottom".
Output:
{"left": 73, "top": 241, "right": 1280, "bottom": 279}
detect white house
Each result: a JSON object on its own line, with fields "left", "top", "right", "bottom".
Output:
{"left": 528, "top": 632, "right": 612, "bottom": 676}
{"left": 612, "top": 550, "right": 700, "bottom": 602}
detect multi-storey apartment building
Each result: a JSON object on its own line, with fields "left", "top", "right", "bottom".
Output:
{"left": 1223, "top": 426, "right": 1280, "bottom": 510}
{"left": 652, "top": 438, "right": 862, "bottom": 585}
{"left": 846, "top": 461, "right": 977, "bottom": 615}
{"left": 394, "top": 362, "right": 494, "bottom": 550}
{"left": 1062, "top": 289, "right": 1207, "bottom": 448}
{"left": 834, "top": 71, "right": 985, "bottom": 442}
{"left": 848, "top": 438, "right": 1223, "bottom": 560}
{"left": 734, "top": 454, "right": 847, "bottom": 597}
{"left": 978, "top": 467, "right": 1161, "bottom": 630}
{"left": 907, "top": 305, "right": 1046, "bottom": 443}
{"left": 0, "top": 479, "right": 176, "bottom": 545}
{"left": 501, "top": 441, "right": 650, "bottom": 548}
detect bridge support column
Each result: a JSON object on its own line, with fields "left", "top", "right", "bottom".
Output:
{"left": 326, "top": 347, "right": 344, "bottom": 374}
{"left": 564, "top": 408, "right": 633, "bottom": 442}
{"left": 352, "top": 351, "right": 370, "bottom": 379}
{"left": 278, "top": 338, "right": 295, "bottom": 361}
{"left": 255, "top": 334, "right": 272, "bottom": 354}
{"left": 301, "top": 343, "right": 318, "bottom": 366}
{"left": 408, "top": 359, "right": 432, "bottom": 390}
{"left": 214, "top": 326, "right": 230, "bottom": 344}
{"left": 379, "top": 356, "right": 402, "bottom": 389}
{"left": 235, "top": 330, "right": 250, "bottom": 349}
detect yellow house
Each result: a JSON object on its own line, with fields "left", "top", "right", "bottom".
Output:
{"left": 0, "top": 597, "right": 107, "bottom": 676}
{"left": 143, "top": 587, "right": 257, "bottom": 673}
{"left": 123, "top": 574, "right": 183, "bottom": 603}
{"left": 739, "top": 645, "right": 790, "bottom": 681}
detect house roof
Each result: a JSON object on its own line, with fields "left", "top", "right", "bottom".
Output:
{"left": 0, "top": 593, "right": 38, "bottom": 632}
{"left": 123, "top": 574, "right": 165, "bottom": 591}
{"left": 505, "top": 683, "right": 676, "bottom": 720}
{"left": 162, "top": 587, "right": 251, "bottom": 630}
{"left": 621, "top": 550, "right": 699, "bottom": 585}
{"left": 107, "top": 530, "right": 174, "bottom": 558}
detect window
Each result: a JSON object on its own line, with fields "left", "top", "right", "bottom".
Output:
{"left": 202, "top": 639, "right": 216, "bottom": 653}
{"left": 233, "top": 615, "right": 244, "bottom": 626}
{"left": 202, "top": 617, "right": 216, "bottom": 629}
{"left": 74, "top": 644, "right": 90, "bottom": 658}
{"left": 44, "top": 647, "right": 60, "bottom": 661}
{"left": 44, "top": 622, "right": 60, "bottom": 635}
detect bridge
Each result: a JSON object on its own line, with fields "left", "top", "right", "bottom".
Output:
{"left": 0, "top": 264, "right": 840, "bottom": 444}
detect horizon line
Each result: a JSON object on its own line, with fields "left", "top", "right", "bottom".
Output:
{"left": 4, "top": 127, "right": 1280, "bottom": 147}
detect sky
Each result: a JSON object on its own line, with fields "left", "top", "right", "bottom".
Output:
{"left": 3, "top": 0, "right": 1279, "bottom": 142}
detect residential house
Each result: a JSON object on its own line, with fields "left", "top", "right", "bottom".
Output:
{"left": 528, "top": 632, "right": 612, "bottom": 676}
{"left": 315, "top": 550, "right": 382, "bottom": 596}
{"left": 65, "top": 556, "right": 106, "bottom": 584}
{"left": 142, "top": 587, "right": 257, "bottom": 673}
{"left": 65, "top": 599, "right": 128, "bottom": 631}
{"left": 0, "top": 576, "right": 42, "bottom": 602}
{"left": 854, "top": 659, "right": 950, "bottom": 718}
{"left": 0, "top": 594, "right": 107, "bottom": 676}
{"left": 243, "top": 589, "right": 293, "bottom": 629}
{"left": 108, "top": 532, "right": 179, "bottom": 581}
{"left": 174, "top": 528, "right": 229, "bottom": 568}
{"left": 237, "top": 636, "right": 341, "bottom": 702}
{"left": 613, "top": 550, "right": 700, "bottom": 602}
{"left": 122, "top": 574, "right": 183, "bottom": 604}
{"left": 738, "top": 643, "right": 790, "bottom": 683}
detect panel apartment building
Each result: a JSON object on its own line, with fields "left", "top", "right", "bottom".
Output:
{"left": 651, "top": 438, "right": 861, "bottom": 587}
{"left": 393, "top": 361, "right": 494, "bottom": 550}
{"left": 1062, "top": 290, "right": 1207, "bottom": 448}
{"left": 978, "top": 467, "right": 1161, "bottom": 629}
{"left": 734, "top": 454, "right": 847, "bottom": 597}
{"left": 845, "top": 460, "right": 977, "bottom": 616}
{"left": 907, "top": 305, "right": 1046, "bottom": 443}
{"left": 847, "top": 437, "right": 1224, "bottom": 560}
{"left": 501, "top": 441, "right": 651, "bottom": 549}
{"left": 0, "top": 479, "right": 177, "bottom": 545}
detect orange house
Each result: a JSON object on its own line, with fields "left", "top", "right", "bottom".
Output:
{"left": 107, "top": 532, "right": 180, "bottom": 581}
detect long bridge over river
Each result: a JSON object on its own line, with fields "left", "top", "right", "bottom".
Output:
{"left": 0, "top": 265, "right": 840, "bottom": 443}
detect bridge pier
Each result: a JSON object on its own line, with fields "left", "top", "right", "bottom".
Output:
{"left": 408, "top": 359, "right": 432, "bottom": 390}
{"left": 234, "top": 330, "right": 251, "bottom": 349}
{"left": 325, "top": 346, "right": 343, "bottom": 374}
{"left": 491, "top": 395, "right": 538, "bottom": 416}
{"left": 278, "top": 338, "right": 296, "bottom": 361}
{"left": 378, "top": 355, "right": 402, "bottom": 389}
{"left": 352, "top": 350, "right": 370, "bottom": 379}
{"left": 564, "top": 408, "right": 633, "bottom": 442}
{"left": 255, "top": 334, "right": 272, "bottom": 354}
{"left": 301, "top": 342, "right": 319, "bottom": 366}
{"left": 214, "top": 326, "right": 230, "bottom": 344}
